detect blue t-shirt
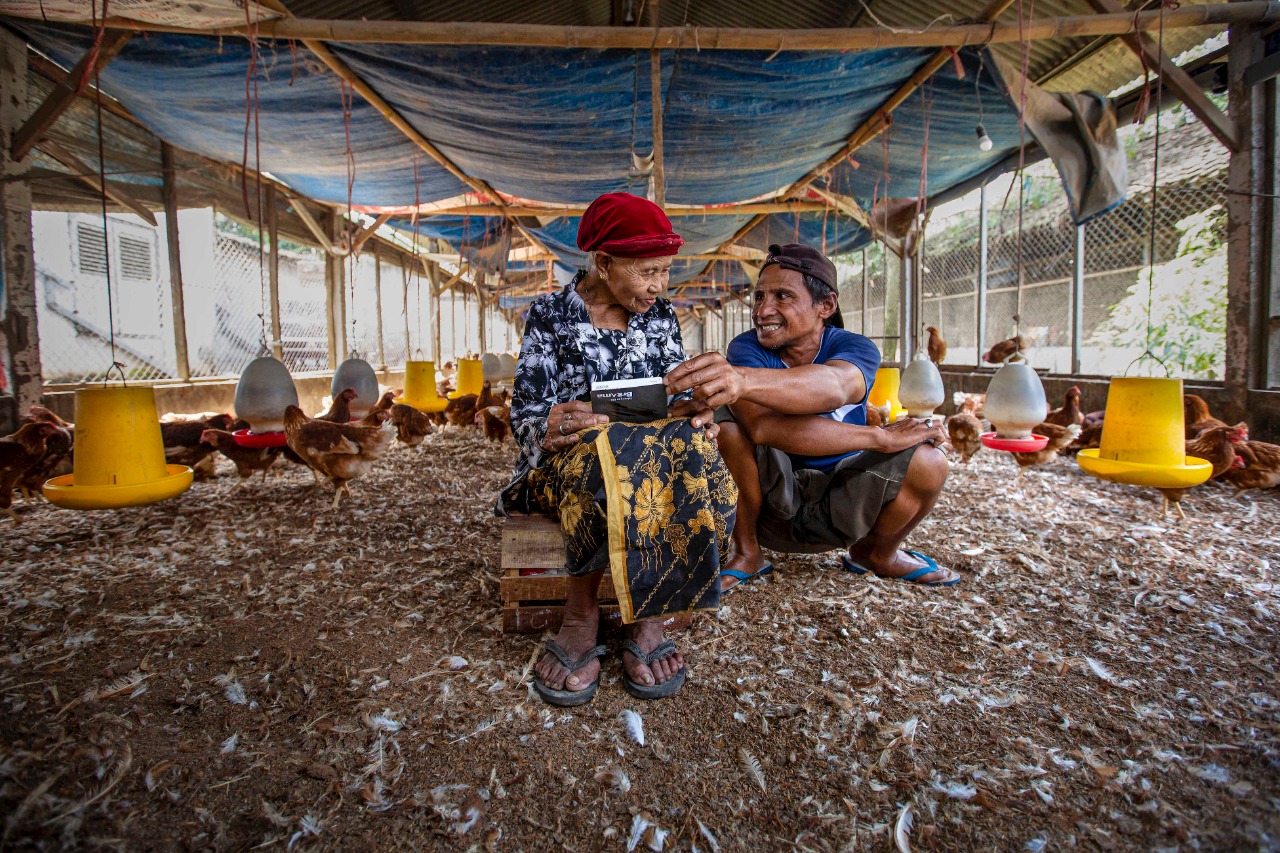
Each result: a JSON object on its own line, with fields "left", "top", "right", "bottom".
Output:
{"left": 726, "top": 325, "right": 882, "bottom": 472}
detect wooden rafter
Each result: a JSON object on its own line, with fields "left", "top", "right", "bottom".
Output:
{"left": 1084, "top": 0, "right": 1238, "bottom": 152}
{"left": 103, "top": 4, "right": 1280, "bottom": 49}
{"left": 350, "top": 211, "right": 393, "bottom": 254}
{"left": 11, "top": 29, "right": 132, "bottom": 161}
{"left": 407, "top": 200, "right": 836, "bottom": 217}
{"left": 36, "top": 137, "right": 157, "bottom": 225}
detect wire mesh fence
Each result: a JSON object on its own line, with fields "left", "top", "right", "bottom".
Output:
{"left": 916, "top": 112, "right": 1229, "bottom": 380}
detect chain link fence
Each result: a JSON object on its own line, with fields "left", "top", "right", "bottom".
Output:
{"left": 916, "top": 110, "right": 1229, "bottom": 379}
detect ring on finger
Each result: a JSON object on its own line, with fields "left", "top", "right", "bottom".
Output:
{"left": 559, "top": 420, "right": 570, "bottom": 436}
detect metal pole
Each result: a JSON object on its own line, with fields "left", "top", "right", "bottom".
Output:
{"left": 267, "top": 184, "right": 282, "bottom": 361}
{"left": 1071, "top": 222, "right": 1085, "bottom": 374}
{"left": 373, "top": 242, "right": 386, "bottom": 369}
{"left": 976, "top": 181, "right": 989, "bottom": 364}
{"left": 160, "top": 142, "right": 191, "bottom": 379}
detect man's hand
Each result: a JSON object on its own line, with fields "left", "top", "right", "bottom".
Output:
{"left": 878, "top": 417, "right": 949, "bottom": 453}
{"left": 540, "top": 401, "right": 609, "bottom": 453}
{"left": 664, "top": 353, "right": 745, "bottom": 409}
{"left": 668, "top": 399, "right": 720, "bottom": 440}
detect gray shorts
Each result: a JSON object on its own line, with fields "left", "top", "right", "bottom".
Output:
{"left": 716, "top": 407, "right": 918, "bottom": 554}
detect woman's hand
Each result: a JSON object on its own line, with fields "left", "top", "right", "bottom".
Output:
{"left": 668, "top": 399, "right": 720, "bottom": 440}
{"left": 540, "top": 401, "right": 610, "bottom": 453}
{"left": 877, "top": 417, "right": 950, "bottom": 453}
{"left": 664, "top": 353, "right": 745, "bottom": 409}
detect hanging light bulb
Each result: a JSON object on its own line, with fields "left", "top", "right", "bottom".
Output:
{"left": 975, "top": 124, "right": 993, "bottom": 152}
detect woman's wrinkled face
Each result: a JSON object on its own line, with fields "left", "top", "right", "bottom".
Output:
{"left": 599, "top": 255, "right": 673, "bottom": 313}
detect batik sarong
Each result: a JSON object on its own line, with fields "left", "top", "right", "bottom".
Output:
{"left": 527, "top": 418, "right": 737, "bottom": 623}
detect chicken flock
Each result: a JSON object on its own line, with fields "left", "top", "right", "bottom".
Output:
{"left": 1, "top": 379, "right": 513, "bottom": 520}
{"left": 3, "top": 332, "right": 1278, "bottom": 521}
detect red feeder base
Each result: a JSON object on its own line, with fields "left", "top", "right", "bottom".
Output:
{"left": 232, "top": 428, "right": 289, "bottom": 448}
{"left": 980, "top": 431, "right": 1049, "bottom": 452}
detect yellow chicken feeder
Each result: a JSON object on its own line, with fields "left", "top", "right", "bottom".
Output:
{"left": 395, "top": 360, "right": 448, "bottom": 413}
{"left": 867, "top": 366, "right": 905, "bottom": 421}
{"left": 1077, "top": 377, "right": 1212, "bottom": 489}
{"left": 448, "top": 358, "right": 484, "bottom": 399}
{"left": 43, "top": 386, "right": 193, "bottom": 510}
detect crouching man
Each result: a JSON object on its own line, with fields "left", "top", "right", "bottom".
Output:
{"left": 664, "top": 243, "right": 957, "bottom": 590}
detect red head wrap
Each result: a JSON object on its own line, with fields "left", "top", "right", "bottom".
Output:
{"left": 576, "top": 192, "right": 684, "bottom": 258}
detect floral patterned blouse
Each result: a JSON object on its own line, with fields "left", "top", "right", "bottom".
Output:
{"left": 506, "top": 270, "right": 688, "bottom": 492}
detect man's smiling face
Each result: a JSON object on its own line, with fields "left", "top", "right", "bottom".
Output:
{"left": 751, "top": 265, "right": 833, "bottom": 350}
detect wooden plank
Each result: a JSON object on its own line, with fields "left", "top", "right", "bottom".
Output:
{"left": 268, "top": 184, "right": 283, "bottom": 360}
{"left": 1084, "top": 0, "right": 1239, "bottom": 152}
{"left": 160, "top": 141, "right": 191, "bottom": 379}
{"left": 500, "top": 571, "right": 617, "bottom": 603}
{"left": 10, "top": 30, "right": 131, "bottom": 161}
{"left": 503, "top": 604, "right": 694, "bottom": 635}
{"left": 350, "top": 211, "right": 393, "bottom": 254}
{"left": 131, "top": 5, "right": 1280, "bottom": 50}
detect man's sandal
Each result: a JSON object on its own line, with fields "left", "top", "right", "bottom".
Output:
{"left": 719, "top": 561, "right": 774, "bottom": 593}
{"left": 842, "top": 550, "right": 960, "bottom": 586}
{"left": 533, "top": 639, "right": 607, "bottom": 707}
{"left": 620, "top": 639, "right": 687, "bottom": 700}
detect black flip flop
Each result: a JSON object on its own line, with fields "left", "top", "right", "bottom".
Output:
{"left": 620, "top": 639, "right": 687, "bottom": 700}
{"left": 533, "top": 639, "right": 607, "bottom": 707}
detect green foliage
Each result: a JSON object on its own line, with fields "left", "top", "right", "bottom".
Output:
{"left": 1088, "top": 206, "right": 1227, "bottom": 379}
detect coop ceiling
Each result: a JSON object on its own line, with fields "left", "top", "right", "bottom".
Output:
{"left": 1, "top": 0, "right": 1258, "bottom": 299}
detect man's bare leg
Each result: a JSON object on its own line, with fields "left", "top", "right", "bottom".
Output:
{"left": 846, "top": 444, "right": 957, "bottom": 583}
{"left": 715, "top": 420, "right": 769, "bottom": 591}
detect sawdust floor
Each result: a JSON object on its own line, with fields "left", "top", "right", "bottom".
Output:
{"left": 2, "top": 429, "right": 1279, "bottom": 852}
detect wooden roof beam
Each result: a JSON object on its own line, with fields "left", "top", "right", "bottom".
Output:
{"left": 1084, "top": 0, "right": 1239, "bottom": 152}
{"left": 11, "top": 29, "right": 132, "bottom": 161}
{"left": 102, "top": 4, "right": 1280, "bottom": 49}
{"left": 36, "top": 137, "right": 157, "bottom": 225}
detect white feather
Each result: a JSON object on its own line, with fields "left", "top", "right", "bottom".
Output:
{"left": 696, "top": 819, "right": 721, "bottom": 853}
{"left": 739, "top": 748, "right": 766, "bottom": 793}
{"left": 894, "top": 802, "right": 915, "bottom": 853}
{"left": 362, "top": 710, "right": 404, "bottom": 733}
{"left": 221, "top": 732, "right": 239, "bottom": 754}
{"left": 621, "top": 709, "right": 645, "bottom": 746}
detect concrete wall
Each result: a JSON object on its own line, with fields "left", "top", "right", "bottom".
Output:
{"left": 41, "top": 369, "right": 407, "bottom": 422}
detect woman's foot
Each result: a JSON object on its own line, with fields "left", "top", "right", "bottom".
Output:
{"left": 534, "top": 602, "right": 602, "bottom": 694}
{"left": 621, "top": 619, "right": 684, "bottom": 689}
{"left": 845, "top": 545, "right": 960, "bottom": 585}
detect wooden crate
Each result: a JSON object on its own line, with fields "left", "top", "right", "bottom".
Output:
{"left": 498, "top": 514, "right": 691, "bottom": 634}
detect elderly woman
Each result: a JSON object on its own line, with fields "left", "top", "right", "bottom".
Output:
{"left": 499, "top": 193, "right": 737, "bottom": 707}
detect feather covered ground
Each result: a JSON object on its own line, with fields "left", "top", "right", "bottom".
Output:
{"left": 2, "top": 430, "right": 1278, "bottom": 851}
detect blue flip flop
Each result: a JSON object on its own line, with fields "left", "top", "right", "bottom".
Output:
{"left": 719, "top": 562, "right": 774, "bottom": 592}
{"left": 842, "top": 550, "right": 959, "bottom": 586}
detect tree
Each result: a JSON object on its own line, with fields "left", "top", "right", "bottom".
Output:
{"left": 1088, "top": 205, "right": 1226, "bottom": 379}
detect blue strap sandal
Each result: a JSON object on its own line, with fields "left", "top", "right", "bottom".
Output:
{"left": 719, "top": 561, "right": 774, "bottom": 592}
{"left": 621, "top": 639, "right": 687, "bottom": 700}
{"left": 843, "top": 550, "right": 959, "bottom": 586}
{"left": 533, "top": 639, "right": 607, "bottom": 707}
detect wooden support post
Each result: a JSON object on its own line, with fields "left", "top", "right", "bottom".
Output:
{"left": 350, "top": 211, "right": 393, "bottom": 255}
{"left": 1071, "top": 222, "right": 1084, "bottom": 375}
{"left": 325, "top": 210, "right": 346, "bottom": 368}
{"left": 0, "top": 29, "right": 42, "bottom": 411}
{"left": 476, "top": 279, "right": 487, "bottom": 353}
{"left": 976, "top": 183, "right": 989, "bottom": 363}
{"left": 1224, "top": 21, "right": 1266, "bottom": 421}
{"left": 10, "top": 30, "right": 132, "bottom": 161}
{"left": 160, "top": 142, "right": 191, "bottom": 380}
{"left": 427, "top": 261, "right": 441, "bottom": 363}
{"left": 898, "top": 245, "right": 913, "bottom": 364}
{"left": 1084, "top": 0, "right": 1239, "bottom": 152}
{"left": 267, "top": 184, "right": 283, "bottom": 360}
{"left": 373, "top": 242, "right": 386, "bottom": 369}
{"left": 648, "top": 0, "right": 665, "bottom": 206}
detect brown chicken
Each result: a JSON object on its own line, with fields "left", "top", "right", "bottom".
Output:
{"left": 865, "top": 402, "right": 890, "bottom": 428}
{"left": 952, "top": 391, "right": 986, "bottom": 420}
{"left": 475, "top": 405, "right": 511, "bottom": 443}
{"left": 1011, "top": 422, "right": 1081, "bottom": 477}
{"left": 1044, "top": 386, "right": 1084, "bottom": 429}
{"left": 1067, "top": 421, "right": 1104, "bottom": 456}
{"left": 444, "top": 393, "right": 479, "bottom": 428}
{"left": 389, "top": 403, "right": 434, "bottom": 447}
{"left": 1158, "top": 424, "right": 1246, "bottom": 518}
{"left": 924, "top": 326, "right": 946, "bottom": 365}
{"left": 982, "top": 335, "right": 1026, "bottom": 365}
{"left": 2, "top": 423, "right": 60, "bottom": 523}
{"left": 19, "top": 406, "right": 74, "bottom": 496}
{"left": 947, "top": 399, "right": 984, "bottom": 463}
{"left": 1081, "top": 410, "right": 1105, "bottom": 430}
{"left": 282, "top": 404, "right": 392, "bottom": 508}
{"left": 162, "top": 413, "right": 235, "bottom": 480}
{"left": 199, "top": 429, "right": 281, "bottom": 486}
{"left": 1183, "top": 394, "right": 1227, "bottom": 439}
{"left": 366, "top": 391, "right": 396, "bottom": 421}
{"left": 1222, "top": 427, "right": 1280, "bottom": 497}
{"left": 319, "top": 388, "right": 358, "bottom": 423}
